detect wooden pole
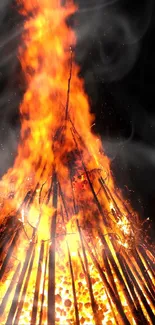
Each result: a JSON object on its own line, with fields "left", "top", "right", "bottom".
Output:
{"left": 39, "top": 243, "right": 48, "bottom": 325}
{"left": 133, "top": 248, "right": 155, "bottom": 298}
{"left": 123, "top": 253, "right": 155, "bottom": 323}
{"left": 82, "top": 232, "right": 130, "bottom": 325}
{"left": 0, "top": 230, "right": 20, "bottom": 281}
{"left": 13, "top": 248, "right": 36, "bottom": 325}
{"left": 77, "top": 220, "right": 100, "bottom": 325}
{"left": 121, "top": 256, "right": 148, "bottom": 324}
{"left": 5, "top": 234, "right": 35, "bottom": 325}
{"left": 123, "top": 250, "right": 155, "bottom": 307}
{"left": 48, "top": 172, "right": 57, "bottom": 325}
{"left": 138, "top": 245, "right": 155, "bottom": 278}
{"left": 31, "top": 241, "right": 44, "bottom": 325}
{"left": 67, "top": 242, "right": 80, "bottom": 325}
{"left": 0, "top": 263, "right": 21, "bottom": 317}
{"left": 98, "top": 231, "right": 142, "bottom": 324}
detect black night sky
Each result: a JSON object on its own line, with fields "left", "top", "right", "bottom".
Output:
{"left": 0, "top": 0, "right": 155, "bottom": 238}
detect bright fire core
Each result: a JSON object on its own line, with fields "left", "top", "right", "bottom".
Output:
{"left": 0, "top": 1, "right": 154, "bottom": 325}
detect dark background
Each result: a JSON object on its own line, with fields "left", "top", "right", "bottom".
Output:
{"left": 0, "top": 0, "right": 155, "bottom": 237}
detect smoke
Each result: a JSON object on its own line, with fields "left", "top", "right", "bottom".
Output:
{"left": 0, "top": 0, "right": 23, "bottom": 177}
{"left": 75, "top": 0, "right": 153, "bottom": 82}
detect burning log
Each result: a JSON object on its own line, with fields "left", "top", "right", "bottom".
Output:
{"left": 138, "top": 245, "right": 155, "bottom": 278}
{"left": 122, "top": 254, "right": 155, "bottom": 323}
{"left": 0, "top": 230, "right": 20, "bottom": 282}
{"left": 58, "top": 182, "right": 69, "bottom": 221}
{"left": 67, "top": 241, "right": 80, "bottom": 325}
{"left": 123, "top": 250, "right": 155, "bottom": 307}
{"left": 133, "top": 248, "right": 155, "bottom": 297}
{"left": 0, "top": 217, "right": 20, "bottom": 258}
{"left": 77, "top": 220, "right": 100, "bottom": 325}
{"left": 121, "top": 257, "right": 149, "bottom": 324}
{"left": 31, "top": 241, "right": 44, "bottom": 325}
{"left": 104, "top": 288, "right": 120, "bottom": 325}
{"left": 48, "top": 172, "right": 57, "bottom": 325}
{"left": 39, "top": 242, "right": 48, "bottom": 325}
{"left": 97, "top": 231, "right": 143, "bottom": 325}
{"left": 5, "top": 232, "right": 35, "bottom": 325}
{"left": 99, "top": 177, "right": 121, "bottom": 217}
{"left": 13, "top": 248, "right": 36, "bottom": 325}
{"left": 81, "top": 230, "right": 131, "bottom": 325}
{"left": 0, "top": 263, "right": 21, "bottom": 317}
{"left": 102, "top": 248, "right": 119, "bottom": 299}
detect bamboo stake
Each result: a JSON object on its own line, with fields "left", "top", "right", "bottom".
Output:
{"left": 13, "top": 248, "right": 36, "bottom": 325}
{"left": 58, "top": 182, "right": 69, "bottom": 221}
{"left": 69, "top": 170, "right": 78, "bottom": 215}
{"left": 121, "top": 256, "right": 148, "bottom": 324}
{"left": 123, "top": 250, "right": 155, "bottom": 307}
{"left": 133, "top": 248, "right": 155, "bottom": 297}
{"left": 39, "top": 243, "right": 48, "bottom": 325}
{"left": 82, "top": 232, "right": 130, "bottom": 325}
{"left": 46, "top": 176, "right": 53, "bottom": 204}
{"left": 99, "top": 177, "right": 121, "bottom": 216}
{"left": 5, "top": 234, "right": 35, "bottom": 325}
{"left": 0, "top": 263, "right": 21, "bottom": 317}
{"left": 102, "top": 248, "right": 119, "bottom": 299}
{"left": 112, "top": 240, "right": 148, "bottom": 324}
{"left": 0, "top": 216, "right": 20, "bottom": 256}
{"left": 0, "top": 230, "right": 20, "bottom": 281}
{"left": 139, "top": 245, "right": 155, "bottom": 278}
{"left": 31, "top": 241, "right": 44, "bottom": 325}
{"left": 77, "top": 220, "right": 100, "bottom": 325}
{"left": 105, "top": 288, "right": 120, "bottom": 325}
{"left": 123, "top": 254, "right": 155, "bottom": 323}
{"left": 67, "top": 242, "right": 80, "bottom": 325}
{"left": 48, "top": 172, "right": 57, "bottom": 325}
{"left": 98, "top": 231, "right": 143, "bottom": 324}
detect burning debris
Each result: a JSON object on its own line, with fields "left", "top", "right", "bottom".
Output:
{"left": 0, "top": 0, "right": 155, "bottom": 325}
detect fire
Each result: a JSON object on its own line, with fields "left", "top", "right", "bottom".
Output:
{"left": 0, "top": 0, "right": 154, "bottom": 325}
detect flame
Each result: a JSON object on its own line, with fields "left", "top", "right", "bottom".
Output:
{"left": 0, "top": 1, "right": 154, "bottom": 325}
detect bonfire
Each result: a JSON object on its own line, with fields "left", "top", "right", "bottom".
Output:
{"left": 0, "top": 1, "right": 154, "bottom": 324}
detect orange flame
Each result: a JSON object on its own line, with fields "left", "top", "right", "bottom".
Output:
{"left": 0, "top": 1, "right": 154, "bottom": 325}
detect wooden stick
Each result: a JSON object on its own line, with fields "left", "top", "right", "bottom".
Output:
{"left": 105, "top": 288, "right": 120, "bottom": 325}
{"left": 102, "top": 248, "right": 119, "bottom": 299}
{"left": 99, "top": 177, "right": 120, "bottom": 215}
{"left": 48, "top": 172, "right": 57, "bottom": 325}
{"left": 82, "top": 232, "right": 130, "bottom": 325}
{"left": 77, "top": 220, "right": 100, "bottom": 325}
{"left": 139, "top": 245, "right": 155, "bottom": 278}
{"left": 31, "top": 241, "right": 44, "bottom": 325}
{"left": 5, "top": 235, "right": 35, "bottom": 325}
{"left": 121, "top": 256, "right": 148, "bottom": 324}
{"left": 67, "top": 242, "right": 80, "bottom": 325}
{"left": 112, "top": 240, "right": 147, "bottom": 324}
{"left": 133, "top": 248, "right": 155, "bottom": 298}
{"left": 39, "top": 243, "right": 48, "bottom": 325}
{"left": 0, "top": 230, "right": 20, "bottom": 281}
{"left": 58, "top": 182, "right": 69, "bottom": 221}
{"left": 123, "top": 250, "right": 155, "bottom": 307}
{"left": 0, "top": 263, "right": 21, "bottom": 317}
{"left": 13, "top": 247, "right": 36, "bottom": 325}
{"left": 97, "top": 231, "right": 142, "bottom": 324}
{"left": 123, "top": 253, "right": 155, "bottom": 323}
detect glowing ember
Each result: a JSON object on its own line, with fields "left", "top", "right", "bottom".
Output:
{"left": 0, "top": 1, "right": 154, "bottom": 325}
